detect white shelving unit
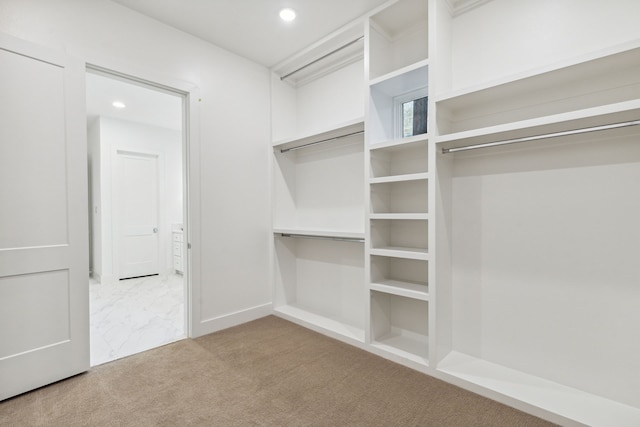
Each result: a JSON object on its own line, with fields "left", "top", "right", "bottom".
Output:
{"left": 433, "top": 33, "right": 640, "bottom": 427}
{"left": 270, "top": 0, "right": 640, "bottom": 425}
{"left": 365, "top": 0, "right": 431, "bottom": 369}
{"left": 271, "top": 26, "right": 367, "bottom": 346}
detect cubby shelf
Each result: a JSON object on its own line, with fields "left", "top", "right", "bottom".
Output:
{"left": 369, "top": 213, "right": 428, "bottom": 220}
{"left": 370, "top": 280, "right": 429, "bottom": 301}
{"left": 372, "top": 334, "right": 429, "bottom": 366}
{"left": 370, "top": 247, "right": 429, "bottom": 260}
{"left": 370, "top": 290, "right": 429, "bottom": 366}
{"left": 369, "top": 172, "right": 430, "bottom": 184}
{"left": 370, "top": 133, "right": 428, "bottom": 151}
{"left": 368, "top": 0, "right": 428, "bottom": 81}
{"left": 437, "top": 352, "right": 640, "bottom": 427}
{"left": 369, "top": 59, "right": 429, "bottom": 92}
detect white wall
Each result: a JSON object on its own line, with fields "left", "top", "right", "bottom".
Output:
{"left": 450, "top": 0, "right": 640, "bottom": 89}
{"left": 0, "top": 0, "right": 272, "bottom": 336}
{"left": 89, "top": 117, "right": 182, "bottom": 283}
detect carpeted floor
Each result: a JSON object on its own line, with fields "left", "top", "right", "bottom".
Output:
{"left": 0, "top": 316, "right": 557, "bottom": 426}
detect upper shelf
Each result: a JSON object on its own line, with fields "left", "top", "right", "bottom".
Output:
{"left": 435, "top": 40, "right": 640, "bottom": 136}
{"left": 273, "top": 21, "right": 364, "bottom": 87}
{"left": 368, "top": 0, "right": 429, "bottom": 80}
{"left": 436, "top": 99, "right": 640, "bottom": 153}
{"left": 272, "top": 117, "right": 364, "bottom": 152}
{"left": 370, "top": 60, "right": 429, "bottom": 96}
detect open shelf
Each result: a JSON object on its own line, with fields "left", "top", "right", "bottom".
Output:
{"left": 370, "top": 172, "right": 430, "bottom": 184}
{"left": 369, "top": 63, "right": 429, "bottom": 145}
{"left": 370, "top": 138, "right": 428, "bottom": 179}
{"left": 370, "top": 290, "right": 429, "bottom": 365}
{"left": 369, "top": 213, "right": 428, "bottom": 220}
{"left": 273, "top": 128, "right": 364, "bottom": 233}
{"left": 274, "top": 304, "right": 365, "bottom": 344}
{"left": 435, "top": 132, "right": 640, "bottom": 425}
{"left": 369, "top": 0, "right": 429, "bottom": 80}
{"left": 370, "top": 280, "right": 428, "bottom": 301}
{"left": 273, "top": 235, "right": 365, "bottom": 344}
{"left": 438, "top": 352, "right": 640, "bottom": 427}
{"left": 370, "top": 132, "right": 428, "bottom": 150}
{"left": 370, "top": 255, "right": 429, "bottom": 301}
{"left": 370, "top": 179, "right": 428, "bottom": 214}
{"left": 370, "top": 247, "right": 428, "bottom": 261}
{"left": 273, "top": 117, "right": 364, "bottom": 151}
{"left": 436, "top": 99, "right": 640, "bottom": 154}
{"left": 435, "top": 41, "right": 640, "bottom": 135}
{"left": 370, "top": 218, "right": 427, "bottom": 251}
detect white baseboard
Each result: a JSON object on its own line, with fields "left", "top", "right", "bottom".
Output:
{"left": 191, "top": 303, "right": 272, "bottom": 338}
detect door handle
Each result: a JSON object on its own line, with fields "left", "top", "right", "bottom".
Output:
{"left": 153, "top": 227, "right": 158, "bottom": 233}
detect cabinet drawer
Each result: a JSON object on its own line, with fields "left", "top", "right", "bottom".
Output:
{"left": 173, "top": 242, "right": 182, "bottom": 255}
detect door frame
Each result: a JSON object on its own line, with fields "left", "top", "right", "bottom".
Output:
{"left": 86, "top": 64, "right": 199, "bottom": 338}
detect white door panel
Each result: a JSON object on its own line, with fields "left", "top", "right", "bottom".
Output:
{"left": 0, "top": 34, "right": 89, "bottom": 401}
{"left": 118, "top": 152, "right": 159, "bottom": 279}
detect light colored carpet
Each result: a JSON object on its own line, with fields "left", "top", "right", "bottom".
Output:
{"left": 0, "top": 316, "right": 557, "bottom": 426}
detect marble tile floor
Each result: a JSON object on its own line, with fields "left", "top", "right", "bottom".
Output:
{"left": 90, "top": 274, "right": 185, "bottom": 366}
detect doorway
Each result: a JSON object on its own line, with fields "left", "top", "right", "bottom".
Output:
{"left": 85, "top": 69, "right": 188, "bottom": 366}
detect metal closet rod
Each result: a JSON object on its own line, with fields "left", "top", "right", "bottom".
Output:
{"left": 279, "top": 233, "right": 365, "bottom": 243}
{"left": 280, "top": 130, "right": 364, "bottom": 153}
{"left": 280, "top": 36, "right": 365, "bottom": 81}
{"left": 441, "top": 120, "right": 640, "bottom": 154}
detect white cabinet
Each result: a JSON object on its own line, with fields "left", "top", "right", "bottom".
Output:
{"left": 172, "top": 230, "right": 183, "bottom": 274}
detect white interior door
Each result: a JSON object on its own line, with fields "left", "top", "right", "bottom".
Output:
{"left": 0, "top": 34, "right": 89, "bottom": 400}
{"left": 117, "top": 151, "right": 160, "bottom": 279}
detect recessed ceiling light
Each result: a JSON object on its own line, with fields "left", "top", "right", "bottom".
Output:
{"left": 279, "top": 8, "right": 296, "bottom": 22}
{"left": 112, "top": 101, "right": 126, "bottom": 109}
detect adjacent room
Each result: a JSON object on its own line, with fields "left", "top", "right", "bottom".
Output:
{"left": 0, "top": 0, "right": 639, "bottom": 426}
{"left": 86, "top": 71, "right": 186, "bottom": 366}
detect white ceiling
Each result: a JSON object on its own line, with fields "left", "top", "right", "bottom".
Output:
{"left": 86, "top": 72, "right": 183, "bottom": 131}
{"left": 110, "top": 0, "right": 391, "bottom": 67}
